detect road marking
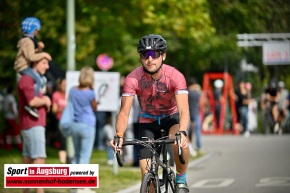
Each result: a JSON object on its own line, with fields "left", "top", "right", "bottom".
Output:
{"left": 191, "top": 178, "right": 235, "bottom": 188}
{"left": 256, "top": 177, "right": 290, "bottom": 187}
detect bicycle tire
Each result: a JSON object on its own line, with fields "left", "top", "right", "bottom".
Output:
{"left": 140, "top": 172, "right": 159, "bottom": 193}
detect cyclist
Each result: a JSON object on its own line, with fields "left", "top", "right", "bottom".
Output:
{"left": 261, "top": 81, "right": 280, "bottom": 134}
{"left": 110, "top": 34, "right": 190, "bottom": 193}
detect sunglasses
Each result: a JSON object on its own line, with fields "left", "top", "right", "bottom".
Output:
{"left": 140, "top": 50, "right": 162, "bottom": 59}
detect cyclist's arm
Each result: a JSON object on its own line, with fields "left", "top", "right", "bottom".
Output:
{"left": 115, "top": 95, "right": 134, "bottom": 137}
{"left": 176, "top": 93, "right": 190, "bottom": 132}
{"left": 175, "top": 93, "right": 190, "bottom": 148}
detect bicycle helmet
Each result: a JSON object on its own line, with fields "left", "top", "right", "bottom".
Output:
{"left": 21, "top": 17, "right": 41, "bottom": 35}
{"left": 269, "top": 81, "right": 277, "bottom": 89}
{"left": 137, "top": 34, "right": 167, "bottom": 53}
{"left": 278, "top": 81, "right": 285, "bottom": 88}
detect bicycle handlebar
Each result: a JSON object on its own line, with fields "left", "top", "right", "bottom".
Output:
{"left": 123, "top": 139, "right": 175, "bottom": 145}
{"left": 114, "top": 133, "right": 185, "bottom": 167}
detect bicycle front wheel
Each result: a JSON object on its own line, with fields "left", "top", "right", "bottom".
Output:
{"left": 140, "top": 172, "right": 159, "bottom": 193}
{"left": 167, "top": 171, "right": 176, "bottom": 193}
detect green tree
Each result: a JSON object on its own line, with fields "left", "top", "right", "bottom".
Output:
{"left": 0, "top": 0, "right": 290, "bottom": 89}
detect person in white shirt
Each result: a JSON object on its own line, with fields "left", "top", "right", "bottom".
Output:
{"left": 3, "top": 85, "right": 22, "bottom": 150}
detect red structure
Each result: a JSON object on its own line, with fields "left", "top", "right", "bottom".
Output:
{"left": 200, "top": 72, "right": 239, "bottom": 135}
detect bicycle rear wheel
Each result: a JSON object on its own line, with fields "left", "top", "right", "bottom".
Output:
{"left": 140, "top": 172, "right": 159, "bottom": 193}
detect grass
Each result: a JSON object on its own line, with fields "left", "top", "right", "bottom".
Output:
{"left": 0, "top": 146, "right": 141, "bottom": 193}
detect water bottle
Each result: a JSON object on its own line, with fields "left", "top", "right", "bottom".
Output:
{"left": 159, "top": 179, "right": 165, "bottom": 193}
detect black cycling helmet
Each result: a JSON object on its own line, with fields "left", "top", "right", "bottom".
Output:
{"left": 137, "top": 34, "right": 167, "bottom": 53}
{"left": 269, "top": 81, "right": 277, "bottom": 88}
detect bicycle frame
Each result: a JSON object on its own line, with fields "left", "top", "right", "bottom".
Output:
{"left": 142, "top": 136, "right": 174, "bottom": 192}
{"left": 114, "top": 130, "right": 184, "bottom": 193}
{"left": 159, "top": 130, "right": 176, "bottom": 193}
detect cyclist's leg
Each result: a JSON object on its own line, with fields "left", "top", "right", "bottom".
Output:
{"left": 195, "top": 114, "right": 202, "bottom": 150}
{"left": 266, "top": 102, "right": 278, "bottom": 133}
{"left": 138, "top": 124, "right": 158, "bottom": 193}
{"left": 272, "top": 103, "right": 280, "bottom": 133}
{"left": 163, "top": 113, "right": 189, "bottom": 185}
{"left": 169, "top": 124, "right": 190, "bottom": 192}
{"left": 272, "top": 103, "right": 279, "bottom": 122}
{"left": 138, "top": 123, "right": 158, "bottom": 180}
{"left": 139, "top": 159, "right": 149, "bottom": 178}
{"left": 263, "top": 102, "right": 273, "bottom": 133}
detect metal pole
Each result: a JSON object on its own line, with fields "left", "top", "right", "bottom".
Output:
{"left": 112, "top": 111, "right": 118, "bottom": 174}
{"left": 66, "top": 0, "right": 75, "bottom": 163}
{"left": 67, "top": 0, "right": 75, "bottom": 71}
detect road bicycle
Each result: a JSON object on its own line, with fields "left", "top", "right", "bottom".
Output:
{"left": 114, "top": 130, "right": 185, "bottom": 193}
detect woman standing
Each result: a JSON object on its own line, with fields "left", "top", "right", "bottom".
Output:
{"left": 70, "top": 66, "right": 97, "bottom": 164}
{"left": 52, "top": 77, "right": 67, "bottom": 163}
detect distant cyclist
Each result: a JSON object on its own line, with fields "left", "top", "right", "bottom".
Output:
{"left": 110, "top": 34, "right": 190, "bottom": 193}
{"left": 262, "top": 81, "right": 280, "bottom": 133}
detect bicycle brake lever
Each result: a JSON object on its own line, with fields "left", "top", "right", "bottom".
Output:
{"left": 113, "top": 136, "right": 119, "bottom": 158}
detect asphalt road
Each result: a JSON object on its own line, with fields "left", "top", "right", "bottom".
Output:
{"left": 187, "top": 134, "right": 290, "bottom": 193}
{"left": 118, "top": 134, "right": 290, "bottom": 193}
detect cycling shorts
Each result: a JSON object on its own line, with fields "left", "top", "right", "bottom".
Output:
{"left": 138, "top": 113, "right": 179, "bottom": 159}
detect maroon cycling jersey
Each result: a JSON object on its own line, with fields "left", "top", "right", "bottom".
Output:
{"left": 123, "top": 64, "right": 188, "bottom": 123}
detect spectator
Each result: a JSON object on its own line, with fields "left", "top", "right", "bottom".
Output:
{"left": 94, "top": 111, "right": 107, "bottom": 150}
{"left": 213, "top": 79, "right": 224, "bottom": 129}
{"left": 45, "top": 81, "right": 58, "bottom": 147}
{"left": 260, "top": 85, "right": 268, "bottom": 133}
{"left": 94, "top": 80, "right": 110, "bottom": 151}
{"left": 18, "top": 56, "right": 52, "bottom": 193}
{"left": 277, "top": 81, "right": 289, "bottom": 133}
{"left": 0, "top": 90, "right": 4, "bottom": 149}
{"left": 282, "top": 93, "right": 290, "bottom": 133}
{"left": 187, "top": 77, "right": 202, "bottom": 156}
{"left": 70, "top": 66, "right": 97, "bottom": 164}
{"left": 264, "top": 81, "right": 279, "bottom": 134}
{"left": 3, "top": 85, "right": 22, "bottom": 150}
{"left": 277, "top": 81, "right": 288, "bottom": 113}
{"left": 235, "top": 81, "right": 250, "bottom": 137}
{"left": 245, "top": 82, "right": 257, "bottom": 132}
{"left": 201, "top": 89, "right": 214, "bottom": 132}
{"left": 52, "top": 77, "right": 67, "bottom": 164}
{"left": 14, "top": 17, "right": 52, "bottom": 119}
